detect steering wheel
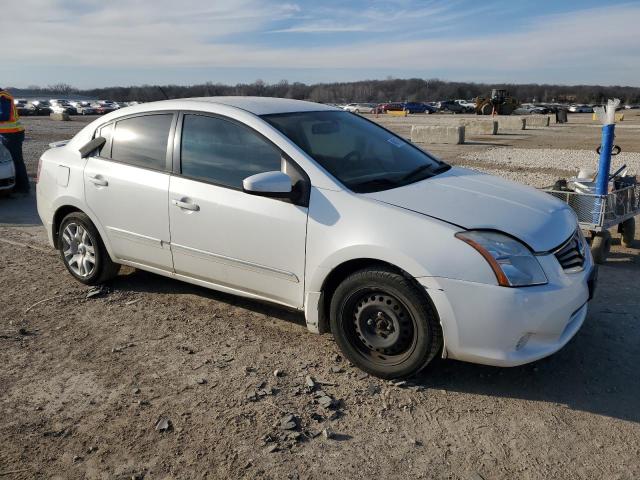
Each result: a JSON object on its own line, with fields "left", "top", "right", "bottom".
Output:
{"left": 343, "top": 150, "right": 362, "bottom": 164}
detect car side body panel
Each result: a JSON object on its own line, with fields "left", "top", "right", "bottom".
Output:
{"left": 168, "top": 175, "right": 308, "bottom": 308}
{"left": 84, "top": 157, "right": 173, "bottom": 271}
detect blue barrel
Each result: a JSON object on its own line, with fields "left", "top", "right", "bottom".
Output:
{"left": 596, "top": 124, "right": 615, "bottom": 195}
{"left": 593, "top": 123, "right": 616, "bottom": 224}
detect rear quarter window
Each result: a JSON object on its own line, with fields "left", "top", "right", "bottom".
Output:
{"left": 96, "top": 123, "right": 113, "bottom": 158}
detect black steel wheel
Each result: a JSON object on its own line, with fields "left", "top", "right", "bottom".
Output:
{"left": 350, "top": 291, "right": 417, "bottom": 365}
{"left": 330, "top": 267, "right": 442, "bottom": 379}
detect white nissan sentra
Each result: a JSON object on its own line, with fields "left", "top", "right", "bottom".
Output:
{"left": 36, "top": 97, "right": 597, "bottom": 378}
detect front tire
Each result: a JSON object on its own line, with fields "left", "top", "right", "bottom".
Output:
{"left": 329, "top": 267, "right": 442, "bottom": 379}
{"left": 58, "top": 212, "right": 120, "bottom": 285}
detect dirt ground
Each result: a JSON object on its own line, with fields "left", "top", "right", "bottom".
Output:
{"left": 1, "top": 113, "right": 639, "bottom": 479}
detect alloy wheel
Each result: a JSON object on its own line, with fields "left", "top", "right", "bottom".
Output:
{"left": 61, "top": 222, "right": 97, "bottom": 278}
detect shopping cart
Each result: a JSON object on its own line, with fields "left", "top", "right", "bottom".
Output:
{"left": 544, "top": 181, "right": 639, "bottom": 263}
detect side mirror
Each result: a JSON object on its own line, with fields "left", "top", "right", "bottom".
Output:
{"left": 243, "top": 171, "right": 293, "bottom": 198}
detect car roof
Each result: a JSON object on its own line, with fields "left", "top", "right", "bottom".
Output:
{"left": 178, "top": 96, "right": 339, "bottom": 115}
{"left": 85, "top": 97, "right": 343, "bottom": 144}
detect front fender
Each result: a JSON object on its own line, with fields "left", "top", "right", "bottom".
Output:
{"left": 305, "top": 187, "right": 498, "bottom": 293}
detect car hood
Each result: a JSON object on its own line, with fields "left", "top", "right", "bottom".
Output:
{"left": 364, "top": 167, "right": 576, "bottom": 252}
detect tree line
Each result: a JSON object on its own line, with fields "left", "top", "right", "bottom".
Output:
{"left": 11, "top": 79, "right": 640, "bottom": 104}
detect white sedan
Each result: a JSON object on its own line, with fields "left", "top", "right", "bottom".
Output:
{"left": 36, "top": 97, "right": 596, "bottom": 378}
{"left": 343, "top": 103, "right": 377, "bottom": 114}
{"left": 568, "top": 104, "right": 593, "bottom": 113}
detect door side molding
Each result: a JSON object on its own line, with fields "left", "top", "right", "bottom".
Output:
{"left": 106, "top": 226, "right": 167, "bottom": 249}
{"left": 171, "top": 243, "right": 300, "bottom": 283}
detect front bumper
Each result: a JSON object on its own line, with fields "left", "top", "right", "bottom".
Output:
{"left": 419, "top": 253, "right": 595, "bottom": 367}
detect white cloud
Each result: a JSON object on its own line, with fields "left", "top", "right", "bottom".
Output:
{"left": 270, "top": 24, "right": 369, "bottom": 33}
{"left": 4, "top": 1, "right": 640, "bottom": 85}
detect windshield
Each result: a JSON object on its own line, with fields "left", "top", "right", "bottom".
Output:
{"left": 262, "top": 111, "right": 449, "bottom": 193}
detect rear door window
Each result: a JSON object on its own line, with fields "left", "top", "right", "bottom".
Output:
{"left": 111, "top": 114, "right": 173, "bottom": 170}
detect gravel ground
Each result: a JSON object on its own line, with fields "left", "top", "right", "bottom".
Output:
{"left": 1, "top": 115, "right": 639, "bottom": 479}
{"left": 458, "top": 148, "right": 640, "bottom": 188}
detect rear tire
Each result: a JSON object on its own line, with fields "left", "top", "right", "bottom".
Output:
{"left": 329, "top": 267, "right": 442, "bottom": 379}
{"left": 58, "top": 212, "right": 120, "bottom": 285}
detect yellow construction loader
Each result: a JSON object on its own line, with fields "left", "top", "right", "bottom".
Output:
{"left": 475, "top": 89, "right": 519, "bottom": 115}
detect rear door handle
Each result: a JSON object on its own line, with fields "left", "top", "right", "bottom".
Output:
{"left": 172, "top": 198, "right": 200, "bottom": 211}
{"left": 87, "top": 174, "right": 108, "bottom": 187}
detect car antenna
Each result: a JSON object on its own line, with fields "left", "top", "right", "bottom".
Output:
{"left": 157, "top": 86, "right": 169, "bottom": 100}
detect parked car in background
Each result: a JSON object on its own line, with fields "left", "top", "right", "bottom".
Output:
{"left": 30, "top": 100, "right": 53, "bottom": 116}
{"left": 343, "top": 103, "right": 377, "bottom": 114}
{"left": 91, "top": 102, "right": 116, "bottom": 115}
{"left": 513, "top": 104, "right": 552, "bottom": 115}
{"left": 14, "top": 99, "right": 35, "bottom": 116}
{"left": 0, "top": 141, "right": 16, "bottom": 195}
{"left": 97, "top": 100, "right": 120, "bottom": 110}
{"left": 37, "top": 97, "right": 596, "bottom": 379}
{"left": 624, "top": 104, "right": 640, "bottom": 109}
{"left": 50, "top": 99, "right": 78, "bottom": 115}
{"left": 376, "top": 102, "right": 433, "bottom": 114}
{"left": 568, "top": 104, "right": 593, "bottom": 113}
{"left": 455, "top": 100, "right": 476, "bottom": 112}
{"left": 75, "top": 102, "right": 98, "bottom": 115}
{"left": 437, "top": 100, "right": 465, "bottom": 113}
{"left": 402, "top": 102, "right": 432, "bottom": 114}
{"left": 421, "top": 103, "right": 437, "bottom": 114}
{"left": 376, "top": 102, "right": 404, "bottom": 113}
{"left": 535, "top": 104, "right": 559, "bottom": 114}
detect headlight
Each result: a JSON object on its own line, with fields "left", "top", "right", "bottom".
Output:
{"left": 455, "top": 231, "right": 548, "bottom": 287}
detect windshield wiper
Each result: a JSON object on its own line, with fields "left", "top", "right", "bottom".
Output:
{"left": 349, "top": 177, "right": 400, "bottom": 192}
{"left": 400, "top": 163, "right": 449, "bottom": 183}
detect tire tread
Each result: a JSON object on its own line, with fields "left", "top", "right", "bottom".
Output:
{"left": 329, "top": 266, "right": 442, "bottom": 379}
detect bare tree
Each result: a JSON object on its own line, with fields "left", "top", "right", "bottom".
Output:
{"left": 9, "top": 79, "right": 640, "bottom": 105}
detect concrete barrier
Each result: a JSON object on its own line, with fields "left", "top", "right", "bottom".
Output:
{"left": 452, "top": 119, "right": 498, "bottom": 135}
{"left": 50, "top": 112, "right": 71, "bottom": 121}
{"left": 411, "top": 125, "right": 464, "bottom": 144}
{"left": 496, "top": 117, "right": 525, "bottom": 131}
{"left": 592, "top": 113, "right": 624, "bottom": 122}
{"left": 524, "top": 115, "right": 550, "bottom": 127}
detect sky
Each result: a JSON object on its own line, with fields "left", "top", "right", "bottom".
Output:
{"left": 3, "top": 0, "right": 640, "bottom": 89}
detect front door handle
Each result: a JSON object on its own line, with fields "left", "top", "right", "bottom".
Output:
{"left": 87, "top": 174, "right": 108, "bottom": 187}
{"left": 172, "top": 198, "right": 200, "bottom": 211}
